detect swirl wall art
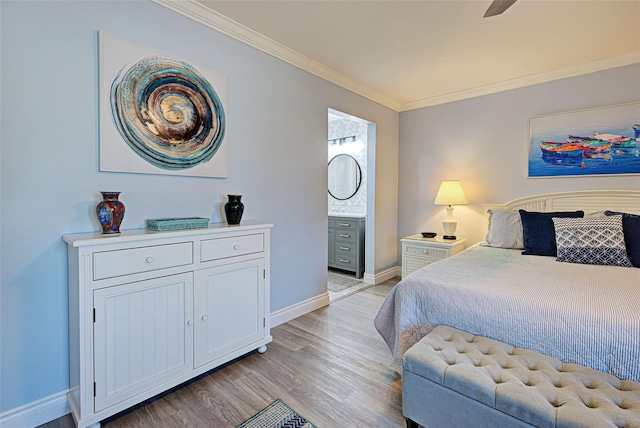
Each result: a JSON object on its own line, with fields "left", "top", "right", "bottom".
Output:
{"left": 99, "top": 31, "right": 228, "bottom": 177}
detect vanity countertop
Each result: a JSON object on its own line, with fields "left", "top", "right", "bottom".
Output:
{"left": 328, "top": 213, "right": 366, "bottom": 218}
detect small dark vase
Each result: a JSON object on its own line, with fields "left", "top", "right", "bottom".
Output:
{"left": 96, "top": 192, "right": 125, "bottom": 234}
{"left": 224, "top": 194, "right": 244, "bottom": 225}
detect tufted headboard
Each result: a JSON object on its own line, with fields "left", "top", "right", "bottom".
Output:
{"left": 482, "top": 189, "right": 640, "bottom": 232}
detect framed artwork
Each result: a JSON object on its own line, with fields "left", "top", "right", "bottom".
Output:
{"left": 98, "top": 31, "right": 228, "bottom": 178}
{"left": 528, "top": 102, "right": 639, "bottom": 178}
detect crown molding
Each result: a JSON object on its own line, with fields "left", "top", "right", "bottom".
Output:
{"left": 399, "top": 52, "right": 640, "bottom": 112}
{"left": 151, "top": 0, "right": 402, "bottom": 111}
{"left": 153, "top": 0, "right": 639, "bottom": 113}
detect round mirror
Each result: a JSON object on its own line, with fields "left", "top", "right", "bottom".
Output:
{"left": 328, "top": 154, "right": 362, "bottom": 200}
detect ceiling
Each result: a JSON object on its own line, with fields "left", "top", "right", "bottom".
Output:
{"left": 156, "top": 0, "right": 640, "bottom": 111}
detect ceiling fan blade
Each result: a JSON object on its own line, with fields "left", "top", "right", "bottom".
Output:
{"left": 483, "top": 0, "right": 518, "bottom": 17}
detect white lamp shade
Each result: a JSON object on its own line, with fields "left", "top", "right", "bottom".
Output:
{"left": 434, "top": 180, "right": 468, "bottom": 206}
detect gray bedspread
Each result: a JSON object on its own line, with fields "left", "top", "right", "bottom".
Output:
{"left": 374, "top": 244, "right": 640, "bottom": 381}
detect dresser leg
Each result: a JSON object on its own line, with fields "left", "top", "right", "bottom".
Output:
{"left": 257, "top": 345, "right": 267, "bottom": 354}
{"left": 406, "top": 418, "right": 419, "bottom": 428}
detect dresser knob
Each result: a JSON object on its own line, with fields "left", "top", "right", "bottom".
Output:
{"left": 201, "top": 314, "right": 208, "bottom": 321}
{"left": 233, "top": 244, "right": 240, "bottom": 250}
{"left": 145, "top": 256, "right": 154, "bottom": 263}
{"left": 187, "top": 319, "right": 194, "bottom": 326}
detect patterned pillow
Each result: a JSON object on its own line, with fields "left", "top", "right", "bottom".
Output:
{"left": 552, "top": 215, "right": 632, "bottom": 267}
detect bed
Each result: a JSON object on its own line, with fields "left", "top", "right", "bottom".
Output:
{"left": 375, "top": 190, "right": 640, "bottom": 382}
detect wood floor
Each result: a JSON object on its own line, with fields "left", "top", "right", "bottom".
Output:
{"left": 40, "top": 278, "right": 403, "bottom": 428}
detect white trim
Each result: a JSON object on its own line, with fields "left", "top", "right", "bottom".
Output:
{"left": 400, "top": 53, "right": 640, "bottom": 111}
{"left": 0, "top": 389, "right": 70, "bottom": 428}
{"left": 151, "top": 0, "right": 401, "bottom": 111}
{"left": 270, "top": 292, "right": 330, "bottom": 327}
{"left": 363, "top": 266, "right": 401, "bottom": 285}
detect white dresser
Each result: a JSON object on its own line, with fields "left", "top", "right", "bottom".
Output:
{"left": 63, "top": 223, "right": 272, "bottom": 428}
{"left": 401, "top": 235, "right": 465, "bottom": 278}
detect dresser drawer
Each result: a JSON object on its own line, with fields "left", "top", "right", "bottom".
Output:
{"left": 93, "top": 242, "right": 193, "bottom": 280}
{"left": 335, "top": 230, "right": 356, "bottom": 244}
{"left": 201, "top": 233, "right": 264, "bottom": 262}
{"left": 335, "top": 241, "right": 356, "bottom": 256}
{"left": 403, "top": 244, "right": 448, "bottom": 261}
{"left": 334, "top": 255, "right": 355, "bottom": 268}
{"left": 333, "top": 219, "right": 357, "bottom": 231}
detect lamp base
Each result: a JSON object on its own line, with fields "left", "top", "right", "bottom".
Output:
{"left": 442, "top": 207, "right": 458, "bottom": 240}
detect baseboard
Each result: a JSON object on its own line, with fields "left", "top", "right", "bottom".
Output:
{"left": 363, "top": 266, "right": 401, "bottom": 285}
{"left": 0, "top": 388, "right": 70, "bottom": 428}
{"left": 270, "top": 292, "right": 330, "bottom": 327}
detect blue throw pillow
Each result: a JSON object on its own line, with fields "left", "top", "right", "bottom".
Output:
{"left": 605, "top": 210, "right": 640, "bottom": 268}
{"left": 519, "top": 210, "right": 584, "bottom": 256}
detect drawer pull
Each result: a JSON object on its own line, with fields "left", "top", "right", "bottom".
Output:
{"left": 233, "top": 244, "right": 240, "bottom": 250}
{"left": 339, "top": 234, "right": 350, "bottom": 238}
{"left": 145, "top": 256, "right": 154, "bottom": 263}
{"left": 339, "top": 223, "right": 351, "bottom": 227}
{"left": 187, "top": 319, "right": 194, "bottom": 326}
{"left": 201, "top": 314, "right": 208, "bottom": 321}
{"left": 340, "top": 246, "right": 350, "bottom": 251}
{"left": 339, "top": 259, "right": 350, "bottom": 264}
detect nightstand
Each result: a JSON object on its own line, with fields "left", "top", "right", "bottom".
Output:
{"left": 401, "top": 235, "right": 466, "bottom": 278}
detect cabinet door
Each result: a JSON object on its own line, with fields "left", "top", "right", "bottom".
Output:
{"left": 93, "top": 273, "right": 194, "bottom": 411}
{"left": 403, "top": 256, "right": 428, "bottom": 278}
{"left": 193, "top": 259, "right": 265, "bottom": 368}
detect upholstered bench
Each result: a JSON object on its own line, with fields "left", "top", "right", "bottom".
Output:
{"left": 402, "top": 325, "right": 640, "bottom": 428}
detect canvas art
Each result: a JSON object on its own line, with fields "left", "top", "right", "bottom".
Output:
{"left": 528, "top": 102, "right": 640, "bottom": 178}
{"left": 99, "top": 31, "right": 228, "bottom": 178}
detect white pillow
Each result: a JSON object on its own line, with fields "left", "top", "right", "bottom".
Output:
{"left": 485, "top": 209, "right": 524, "bottom": 249}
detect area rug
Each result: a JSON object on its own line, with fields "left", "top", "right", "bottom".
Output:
{"left": 236, "top": 399, "right": 317, "bottom": 428}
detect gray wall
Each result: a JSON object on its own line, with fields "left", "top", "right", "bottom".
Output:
{"left": 398, "top": 64, "right": 640, "bottom": 252}
{"left": 0, "top": 1, "right": 399, "bottom": 413}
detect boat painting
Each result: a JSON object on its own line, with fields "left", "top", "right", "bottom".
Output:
{"left": 529, "top": 103, "right": 640, "bottom": 177}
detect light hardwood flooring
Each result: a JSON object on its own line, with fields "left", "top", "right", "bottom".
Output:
{"left": 40, "top": 278, "right": 403, "bottom": 428}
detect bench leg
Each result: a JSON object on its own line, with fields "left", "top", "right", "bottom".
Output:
{"left": 406, "top": 418, "right": 420, "bottom": 428}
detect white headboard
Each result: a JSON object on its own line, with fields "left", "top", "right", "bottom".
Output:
{"left": 483, "top": 190, "right": 640, "bottom": 231}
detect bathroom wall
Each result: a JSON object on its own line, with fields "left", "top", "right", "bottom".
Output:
{"left": 328, "top": 115, "right": 368, "bottom": 214}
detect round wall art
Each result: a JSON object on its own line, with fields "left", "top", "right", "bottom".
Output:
{"left": 110, "top": 56, "right": 225, "bottom": 170}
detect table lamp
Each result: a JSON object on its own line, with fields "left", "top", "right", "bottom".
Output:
{"left": 434, "top": 180, "right": 468, "bottom": 240}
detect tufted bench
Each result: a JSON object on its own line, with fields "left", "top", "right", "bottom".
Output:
{"left": 402, "top": 325, "right": 640, "bottom": 428}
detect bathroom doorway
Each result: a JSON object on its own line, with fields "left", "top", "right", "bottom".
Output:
{"left": 327, "top": 109, "right": 375, "bottom": 302}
